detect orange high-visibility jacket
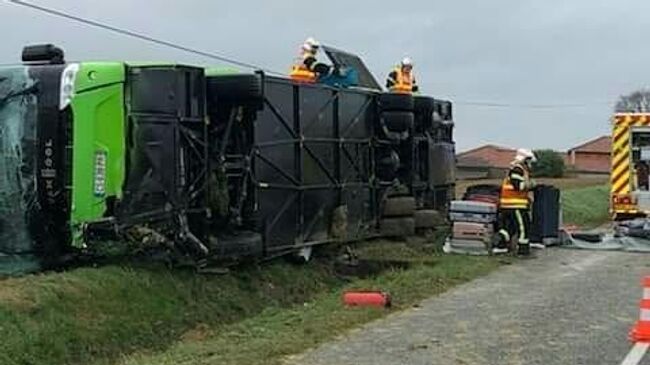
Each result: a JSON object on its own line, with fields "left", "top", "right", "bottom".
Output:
{"left": 499, "top": 162, "right": 531, "bottom": 209}
{"left": 290, "top": 51, "right": 317, "bottom": 83}
{"left": 386, "top": 68, "right": 416, "bottom": 93}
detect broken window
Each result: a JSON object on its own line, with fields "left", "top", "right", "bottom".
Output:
{"left": 0, "top": 67, "right": 38, "bottom": 259}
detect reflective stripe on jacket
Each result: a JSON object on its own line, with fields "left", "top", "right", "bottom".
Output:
{"left": 387, "top": 67, "right": 415, "bottom": 93}
{"left": 499, "top": 163, "right": 531, "bottom": 209}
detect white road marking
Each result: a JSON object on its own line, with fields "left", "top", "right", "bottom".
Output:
{"left": 621, "top": 342, "right": 650, "bottom": 365}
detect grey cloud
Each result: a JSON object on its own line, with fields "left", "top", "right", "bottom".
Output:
{"left": 2, "top": 0, "right": 647, "bottom": 151}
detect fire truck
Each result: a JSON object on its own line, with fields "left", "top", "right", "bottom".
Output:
{"left": 610, "top": 113, "right": 650, "bottom": 219}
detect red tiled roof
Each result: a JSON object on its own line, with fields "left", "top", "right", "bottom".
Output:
{"left": 567, "top": 136, "right": 611, "bottom": 154}
{"left": 459, "top": 137, "right": 612, "bottom": 171}
{"left": 457, "top": 144, "right": 516, "bottom": 169}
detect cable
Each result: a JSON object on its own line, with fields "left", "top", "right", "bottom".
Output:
{"left": 455, "top": 101, "right": 614, "bottom": 109}
{"left": 7, "top": 0, "right": 285, "bottom": 76}
{"left": 2, "top": 1, "right": 622, "bottom": 109}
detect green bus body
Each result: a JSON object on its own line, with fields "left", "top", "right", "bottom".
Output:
{"left": 0, "top": 61, "right": 201, "bottom": 272}
{"left": 70, "top": 62, "right": 126, "bottom": 246}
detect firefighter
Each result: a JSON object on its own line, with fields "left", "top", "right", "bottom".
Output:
{"left": 495, "top": 148, "right": 537, "bottom": 256}
{"left": 386, "top": 57, "right": 419, "bottom": 93}
{"left": 290, "top": 37, "right": 330, "bottom": 82}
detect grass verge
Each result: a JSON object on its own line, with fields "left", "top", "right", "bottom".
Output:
{"left": 117, "top": 244, "right": 500, "bottom": 365}
{"left": 0, "top": 237, "right": 501, "bottom": 365}
{"left": 0, "top": 261, "right": 339, "bottom": 365}
{"left": 0, "top": 183, "right": 608, "bottom": 365}
{"left": 561, "top": 185, "right": 610, "bottom": 227}
{"left": 456, "top": 176, "right": 608, "bottom": 196}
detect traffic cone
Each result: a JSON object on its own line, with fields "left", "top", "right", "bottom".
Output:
{"left": 630, "top": 277, "right": 650, "bottom": 342}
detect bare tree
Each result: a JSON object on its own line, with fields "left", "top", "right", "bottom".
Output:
{"left": 616, "top": 89, "right": 650, "bottom": 112}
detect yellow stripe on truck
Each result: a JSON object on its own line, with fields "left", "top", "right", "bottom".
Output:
{"left": 612, "top": 157, "right": 629, "bottom": 177}
{"left": 612, "top": 178, "right": 630, "bottom": 195}
{"left": 610, "top": 114, "right": 635, "bottom": 199}
{"left": 610, "top": 114, "right": 650, "bottom": 203}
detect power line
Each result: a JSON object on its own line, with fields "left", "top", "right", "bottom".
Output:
{"left": 1, "top": 0, "right": 622, "bottom": 110}
{"left": 7, "top": 0, "right": 285, "bottom": 76}
{"left": 455, "top": 100, "right": 614, "bottom": 109}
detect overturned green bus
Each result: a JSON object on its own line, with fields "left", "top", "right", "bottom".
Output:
{"left": 0, "top": 44, "right": 455, "bottom": 275}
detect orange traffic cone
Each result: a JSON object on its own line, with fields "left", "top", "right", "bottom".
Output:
{"left": 630, "top": 277, "right": 650, "bottom": 342}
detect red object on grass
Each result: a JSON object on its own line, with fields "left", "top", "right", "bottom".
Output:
{"left": 343, "top": 291, "right": 391, "bottom": 308}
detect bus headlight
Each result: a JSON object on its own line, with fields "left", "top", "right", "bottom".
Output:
{"left": 59, "top": 63, "right": 79, "bottom": 110}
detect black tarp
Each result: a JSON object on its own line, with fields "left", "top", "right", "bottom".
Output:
{"left": 530, "top": 185, "right": 561, "bottom": 242}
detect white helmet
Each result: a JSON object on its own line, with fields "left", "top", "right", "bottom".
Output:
{"left": 401, "top": 57, "right": 413, "bottom": 67}
{"left": 303, "top": 37, "right": 320, "bottom": 51}
{"left": 514, "top": 148, "right": 537, "bottom": 163}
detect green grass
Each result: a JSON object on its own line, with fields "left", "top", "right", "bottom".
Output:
{"left": 561, "top": 185, "right": 610, "bottom": 227}
{"left": 0, "top": 262, "right": 340, "bottom": 365}
{"left": 0, "top": 238, "right": 500, "bottom": 365}
{"left": 0, "top": 184, "right": 609, "bottom": 365}
{"left": 117, "top": 250, "right": 500, "bottom": 365}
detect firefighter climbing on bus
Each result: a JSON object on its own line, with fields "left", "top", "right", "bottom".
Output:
{"left": 386, "top": 57, "right": 419, "bottom": 94}
{"left": 290, "top": 37, "right": 332, "bottom": 83}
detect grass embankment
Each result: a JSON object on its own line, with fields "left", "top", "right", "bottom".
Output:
{"left": 456, "top": 176, "right": 608, "bottom": 196}
{"left": 0, "top": 183, "right": 608, "bottom": 365}
{"left": 0, "top": 263, "right": 339, "bottom": 365}
{"left": 0, "top": 238, "right": 500, "bottom": 365}
{"left": 561, "top": 185, "right": 610, "bottom": 227}
{"left": 119, "top": 246, "right": 498, "bottom": 365}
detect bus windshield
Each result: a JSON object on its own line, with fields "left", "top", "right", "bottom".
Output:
{"left": 0, "top": 67, "right": 39, "bottom": 270}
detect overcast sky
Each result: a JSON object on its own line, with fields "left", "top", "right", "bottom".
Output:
{"left": 2, "top": 0, "right": 647, "bottom": 151}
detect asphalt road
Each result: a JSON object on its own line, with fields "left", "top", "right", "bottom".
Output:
{"left": 286, "top": 248, "right": 650, "bottom": 365}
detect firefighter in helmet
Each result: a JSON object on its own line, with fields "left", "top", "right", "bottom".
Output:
{"left": 386, "top": 57, "right": 419, "bottom": 93}
{"left": 495, "top": 148, "right": 537, "bottom": 256}
{"left": 290, "top": 37, "right": 331, "bottom": 82}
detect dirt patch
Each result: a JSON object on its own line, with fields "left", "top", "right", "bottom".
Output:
{"left": 335, "top": 259, "right": 413, "bottom": 279}
{"left": 180, "top": 323, "right": 212, "bottom": 342}
{"left": 0, "top": 279, "right": 35, "bottom": 311}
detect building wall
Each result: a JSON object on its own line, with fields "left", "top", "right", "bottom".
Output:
{"left": 567, "top": 151, "right": 610, "bottom": 173}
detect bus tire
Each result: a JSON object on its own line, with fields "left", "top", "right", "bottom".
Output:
{"left": 381, "top": 111, "right": 414, "bottom": 133}
{"left": 414, "top": 96, "right": 436, "bottom": 113}
{"left": 414, "top": 209, "right": 445, "bottom": 228}
{"left": 207, "top": 74, "right": 263, "bottom": 102}
{"left": 380, "top": 217, "right": 415, "bottom": 238}
{"left": 382, "top": 196, "right": 416, "bottom": 217}
{"left": 379, "top": 93, "right": 414, "bottom": 111}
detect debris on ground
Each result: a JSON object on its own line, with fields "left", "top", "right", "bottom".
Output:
{"left": 564, "top": 219, "right": 650, "bottom": 252}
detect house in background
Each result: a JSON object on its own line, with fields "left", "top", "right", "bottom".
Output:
{"left": 457, "top": 135, "right": 611, "bottom": 180}
{"left": 565, "top": 136, "right": 611, "bottom": 175}
{"left": 456, "top": 144, "right": 516, "bottom": 179}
